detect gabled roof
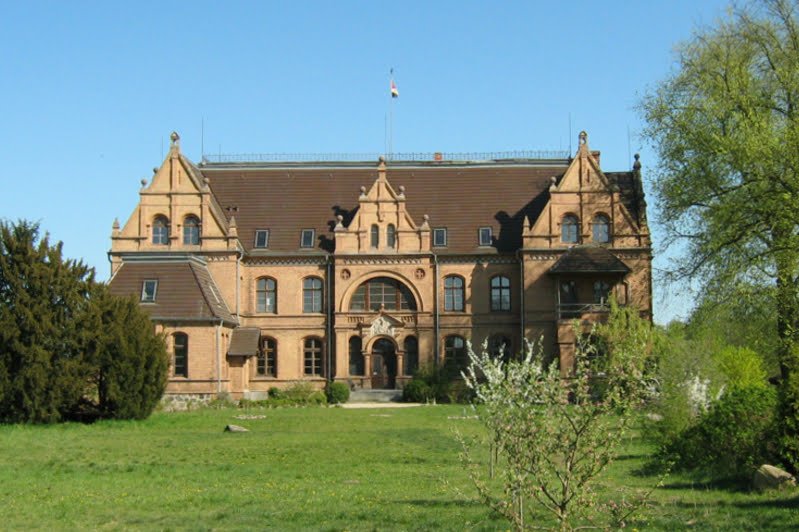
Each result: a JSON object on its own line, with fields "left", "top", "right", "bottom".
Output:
{"left": 548, "top": 246, "right": 631, "bottom": 275}
{"left": 108, "top": 258, "right": 236, "bottom": 325}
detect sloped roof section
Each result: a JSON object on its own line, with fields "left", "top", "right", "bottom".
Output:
{"left": 227, "top": 327, "right": 260, "bottom": 357}
{"left": 109, "top": 259, "right": 236, "bottom": 325}
{"left": 548, "top": 246, "right": 631, "bottom": 275}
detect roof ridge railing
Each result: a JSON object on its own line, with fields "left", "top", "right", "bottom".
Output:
{"left": 201, "top": 150, "right": 571, "bottom": 164}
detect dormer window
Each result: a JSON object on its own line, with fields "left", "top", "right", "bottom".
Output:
{"left": 592, "top": 214, "right": 610, "bottom": 244}
{"left": 141, "top": 280, "right": 158, "bottom": 302}
{"left": 387, "top": 224, "right": 396, "bottom": 248}
{"left": 183, "top": 215, "right": 200, "bottom": 245}
{"left": 152, "top": 216, "right": 169, "bottom": 245}
{"left": 254, "top": 229, "right": 270, "bottom": 248}
{"left": 478, "top": 227, "right": 492, "bottom": 246}
{"left": 370, "top": 224, "right": 379, "bottom": 248}
{"left": 561, "top": 215, "right": 579, "bottom": 244}
{"left": 300, "top": 229, "right": 315, "bottom": 248}
{"left": 433, "top": 228, "right": 447, "bottom": 247}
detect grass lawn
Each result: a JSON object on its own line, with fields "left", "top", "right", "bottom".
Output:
{"left": 0, "top": 404, "right": 797, "bottom": 530}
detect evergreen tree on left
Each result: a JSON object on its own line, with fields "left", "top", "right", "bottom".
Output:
{"left": 0, "top": 220, "right": 168, "bottom": 423}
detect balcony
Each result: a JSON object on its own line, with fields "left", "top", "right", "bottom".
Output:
{"left": 557, "top": 302, "right": 611, "bottom": 320}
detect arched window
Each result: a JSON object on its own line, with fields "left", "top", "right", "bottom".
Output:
{"left": 153, "top": 216, "right": 170, "bottom": 245}
{"left": 444, "top": 275, "right": 465, "bottom": 311}
{"left": 349, "top": 277, "right": 417, "bottom": 311}
{"left": 489, "top": 334, "right": 512, "bottom": 362}
{"left": 370, "top": 224, "right": 379, "bottom": 248}
{"left": 592, "top": 214, "right": 610, "bottom": 243}
{"left": 387, "top": 224, "right": 396, "bottom": 248}
{"left": 303, "top": 277, "right": 323, "bottom": 313}
{"left": 490, "top": 275, "right": 511, "bottom": 311}
{"left": 561, "top": 215, "right": 579, "bottom": 244}
{"left": 303, "top": 337, "right": 324, "bottom": 376}
{"left": 403, "top": 336, "right": 418, "bottom": 376}
{"left": 349, "top": 336, "right": 364, "bottom": 376}
{"left": 444, "top": 335, "right": 468, "bottom": 371}
{"left": 257, "top": 337, "right": 277, "bottom": 377}
{"left": 256, "top": 277, "right": 277, "bottom": 313}
{"left": 183, "top": 215, "right": 200, "bottom": 245}
{"left": 173, "top": 332, "right": 188, "bottom": 377}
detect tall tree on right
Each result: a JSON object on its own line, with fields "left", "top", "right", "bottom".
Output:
{"left": 640, "top": 0, "right": 799, "bottom": 470}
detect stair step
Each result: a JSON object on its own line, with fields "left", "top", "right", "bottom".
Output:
{"left": 348, "top": 389, "right": 403, "bottom": 403}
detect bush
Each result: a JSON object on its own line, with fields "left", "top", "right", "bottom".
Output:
{"left": 409, "top": 362, "right": 470, "bottom": 403}
{"left": 268, "top": 387, "right": 282, "bottom": 399}
{"left": 326, "top": 381, "right": 350, "bottom": 404}
{"left": 661, "top": 386, "right": 778, "bottom": 477}
{"left": 282, "top": 382, "right": 326, "bottom": 405}
{"left": 713, "top": 346, "right": 768, "bottom": 391}
{"left": 402, "top": 379, "right": 433, "bottom": 402}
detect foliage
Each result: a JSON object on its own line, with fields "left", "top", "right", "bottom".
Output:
{"left": 0, "top": 220, "right": 95, "bottom": 423}
{"left": 402, "top": 378, "right": 433, "bottom": 402}
{"left": 460, "top": 317, "right": 655, "bottom": 530}
{"left": 282, "top": 381, "right": 326, "bottom": 405}
{"left": 325, "top": 381, "right": 350, "bottom": 404}
{"left": 713, "top": 346, "right": 768, "bottom": 391}
{"left": 661, "top": 386, "right": 778, "bottom": 477}
{"left": 404, "top": 361, "right": 469, "bottom": 403}
{"left": 639, "top": 0, "right": 799, "bottom": 472}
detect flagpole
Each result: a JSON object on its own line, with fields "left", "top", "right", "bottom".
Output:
{"left": 389, "top": 68, "right": 394, "bottom": 160}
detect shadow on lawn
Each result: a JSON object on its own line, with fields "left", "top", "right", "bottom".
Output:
{"left": 659, "top": 476, "right": 749, "bottom": 493}
{"left": 396, "top": 498, "right": 484, "bottom": 509}
{"left": 732, "top": 495, "right": 799, "bottom": 509}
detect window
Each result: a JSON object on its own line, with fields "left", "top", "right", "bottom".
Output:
{"left": 349, "top": 336, "right": 364, "bottom": 376}
{"left": 433, "top": 228, "right": 447, "bottom": 247}
{"left": 561, "top": 215, "right": 579, "bottom": 244}
{"left": 370, "top": 224, "right": 379, "bottom": 248}
{"left": 560, "top": 280, "right": 577, "bottom": 303}
{"left": 141, "top": 280, "right": 158, "bottom": 302}
{"left": 478, "top": 227, "right": 492, "bottom": 246}
{"left": 444, "top": 275, "right": 465, "bottom": 311}
{"left": 183, "top": 215, "right": 200, "bottom": 245}
{"left": 256, "top": 277, "right": 277, "bottom": 313}
{"left": 490, "top": 275, "right": 511, "bottom": 311}
{"left": 173, "top": 333, "right": 188, "bottom": 378}
{"left": 489, "top": 335, "right": 512, "bottom": 362}
{"left": 403, "top": 336, "right": 418, "bottom": 376}
{"left": 257, "top": 337, "right": 277, "bottom": 377}
{"left": 300, "top": 229, "right": 315, "bottom": 248}
{"left": 152, "top": 216, "right": 169, "bottom": 245}
{"left": 592, "top": 214, "right": 610, "bottom": 243}
{"left": 254, "top": 229, "right": 270, "bottom": 248}
{"left": 387, "top": 224, "right": 396, "bottom": 248}
{"left": 303, "top": 277, "right": 323, "bottom": 313}
{"left": 593, "top": 281, "right": 612, "bottom": 304}
{"left": 303, "top": 338, "right": 324, "bottom": 376}
{"left": 349, "top": 277, "right": 417, "bottom": 311}
{"left": 445, "top": 335, "right": 468, "bottom": 371}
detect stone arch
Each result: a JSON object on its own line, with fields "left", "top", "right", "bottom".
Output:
{"left": 339, "top": 270, "right": 424, "bottom": 312}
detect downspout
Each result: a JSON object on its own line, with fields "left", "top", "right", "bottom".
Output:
{"left": 517, "top": 249, "right": 525, "bottom": 351}
{"left": 216, "top": 318, "right": 223, "bottom": 394}
{"left": 235, "top": 249, "right": 241, "bottom": 318}
{"left": 433, "top": 253, "right": 440, "bottom": 366}
{"left": 326, "top": 255, "right": 333, "bottom": 381}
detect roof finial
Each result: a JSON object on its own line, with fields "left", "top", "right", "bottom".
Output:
{"left": 140, "top": 178, "right": 148, "bottom": 188}
{"left": 633, "top": 153, "right": 641, "bottom": 171}
{"left": 170, "top": 131, "right": 180, "bottom": 144}
{"left": 579, "top": 130, "right": 587, "bottom": 146}
{"left": 112, "top": 218, "right": 120, "bottom": 230}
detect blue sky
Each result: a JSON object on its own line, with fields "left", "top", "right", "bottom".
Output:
{"left": 0, "top": 0, "right": 730, "bottom": 323}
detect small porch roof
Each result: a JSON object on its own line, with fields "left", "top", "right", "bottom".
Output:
{"left": 548, "top": 246, "right": 631, "bottom": 275}
{"left": 227, "top": 327, "right": 261, "bottom": 357}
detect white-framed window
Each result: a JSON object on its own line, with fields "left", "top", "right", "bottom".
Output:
{"left": 478, "top": 227, "right": 492, "bottom": 246}
{"left": 141, "top": 280, "right": 158, "bottom": 302}
{"left": 254, "top": 229, "right": 270, "bottom": 248}
{"left": 183, "top": 215, "right": 200, "bottom": 245}
{"left": 433, "top": 228, "right": 447, "bottom": 247}
{"left": 300, "top": 229, "right": 315, "bottom": 248}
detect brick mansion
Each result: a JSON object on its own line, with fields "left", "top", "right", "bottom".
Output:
{"left": 108, "top": 131, "right": 652, "bottom": 400}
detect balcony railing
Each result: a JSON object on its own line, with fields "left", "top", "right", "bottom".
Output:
{"left": 557, "top": 302, "right": 611, "bottom": 320}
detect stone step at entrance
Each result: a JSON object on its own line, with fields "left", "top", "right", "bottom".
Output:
{"left": 348, "top": 389, "right": 403, "bottom": 403}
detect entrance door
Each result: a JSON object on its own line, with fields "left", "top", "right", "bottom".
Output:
{"left": 371, "top": 338, "right": 397, "bottom": 389}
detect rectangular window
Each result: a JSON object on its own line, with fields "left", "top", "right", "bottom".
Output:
{"left": 433, "top": 228, "right": 447, "bottom": 247}
{"left": 478, "top": 227, "right": 492, "bottom": 246}
{"left": 141, "top": 280, "right": 158, "bottom": 302}
{"left": 254, "top": 229, "right": 269, "bottom": 248}
{"left": 300, "top": 229, "right": 315, "bottom": 248}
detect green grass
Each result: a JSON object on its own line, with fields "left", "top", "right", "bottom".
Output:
{"left": 0, "top": 405, "right": 797, "bottom": 530}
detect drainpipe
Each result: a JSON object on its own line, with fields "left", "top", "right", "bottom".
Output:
{"left": 216, "top": 318, "right": 223, "bottom": 394}
{"left": 326, "top": 255, "right": 333, "bottom": 381}
{"left": 517, "top": 249, "right": 525, "bottom": 352}
{"left": 235, "top": 249, "right": 241, "bottom": 318}
{"left": 433, "top": 253, "right": 440, "bottom": 366}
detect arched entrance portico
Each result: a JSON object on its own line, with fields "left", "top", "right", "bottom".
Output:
{"left": 371, "top": 337, "right": 397, "bottom": 389}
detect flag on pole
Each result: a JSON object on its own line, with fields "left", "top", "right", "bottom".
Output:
{"left": 390, "top": 79, "right": 399, "bottom": 98}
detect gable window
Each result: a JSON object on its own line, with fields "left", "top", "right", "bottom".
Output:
{"left": 490, "top": 275, "right": 511, "bottom": 311}
{"left": 433, "top": 228, "right": 447, "bottom": 247}
{"left": 141, "top": 280, "right": 158, "bottom": 302}
{"left": 303, "top": 277, "right": 323, "bottom": 313}
{"left": 173, "top": 332, "right": 188, "bottom": 378}
{"left": 387, "top": 224, "right": 396, "bottom": 248}
{"left": 444, "top": 275, "right": 464, "bottom": 311}
{"left": 561, "top": 215, "right": 579, "bottom": 244}
{"left": 300, "top": 229, "right": 315, "bottom": 248}
{"left": 254, "top": 229, "right": 270, "bottom": 248}
{"left": 403, "top": 336, "right": 419, "bottom": 375}
{"left": 152, "top": 216, "right": 170, "bottom": 245}
{"left": 349, "top": 277, "right": 417, "bottom": 311}
{"left": 256, "top": 277, "right": 277, "bottom": 313}
{"left": 257, "top": 337, "right": 277, "bottom": 377}
{"left": 349, "top": 336, "right": 364, "bottom": 376}
{"left": 183, "top": 215, "right": 200, "bottom": 245}
{"left": 593, "top": 281, "right": 612, "bottom": 304}
{"left": 444, "top": 335, "right": 468, "bottom": 371}
{"left": 303, "top": 338, "right": 324, "bottom": 376}
{"left": 370, "top": 224, "right": 379, "bottom": 248}
{"left": 478, "top": 227, "right": 492, "bottom": 246}
{"left": 592, "top": 214, "right": 610, "bottom": 244}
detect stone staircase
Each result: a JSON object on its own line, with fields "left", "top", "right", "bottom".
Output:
{"left": 348, "top": 389, "right": 403, "bottom": 403}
